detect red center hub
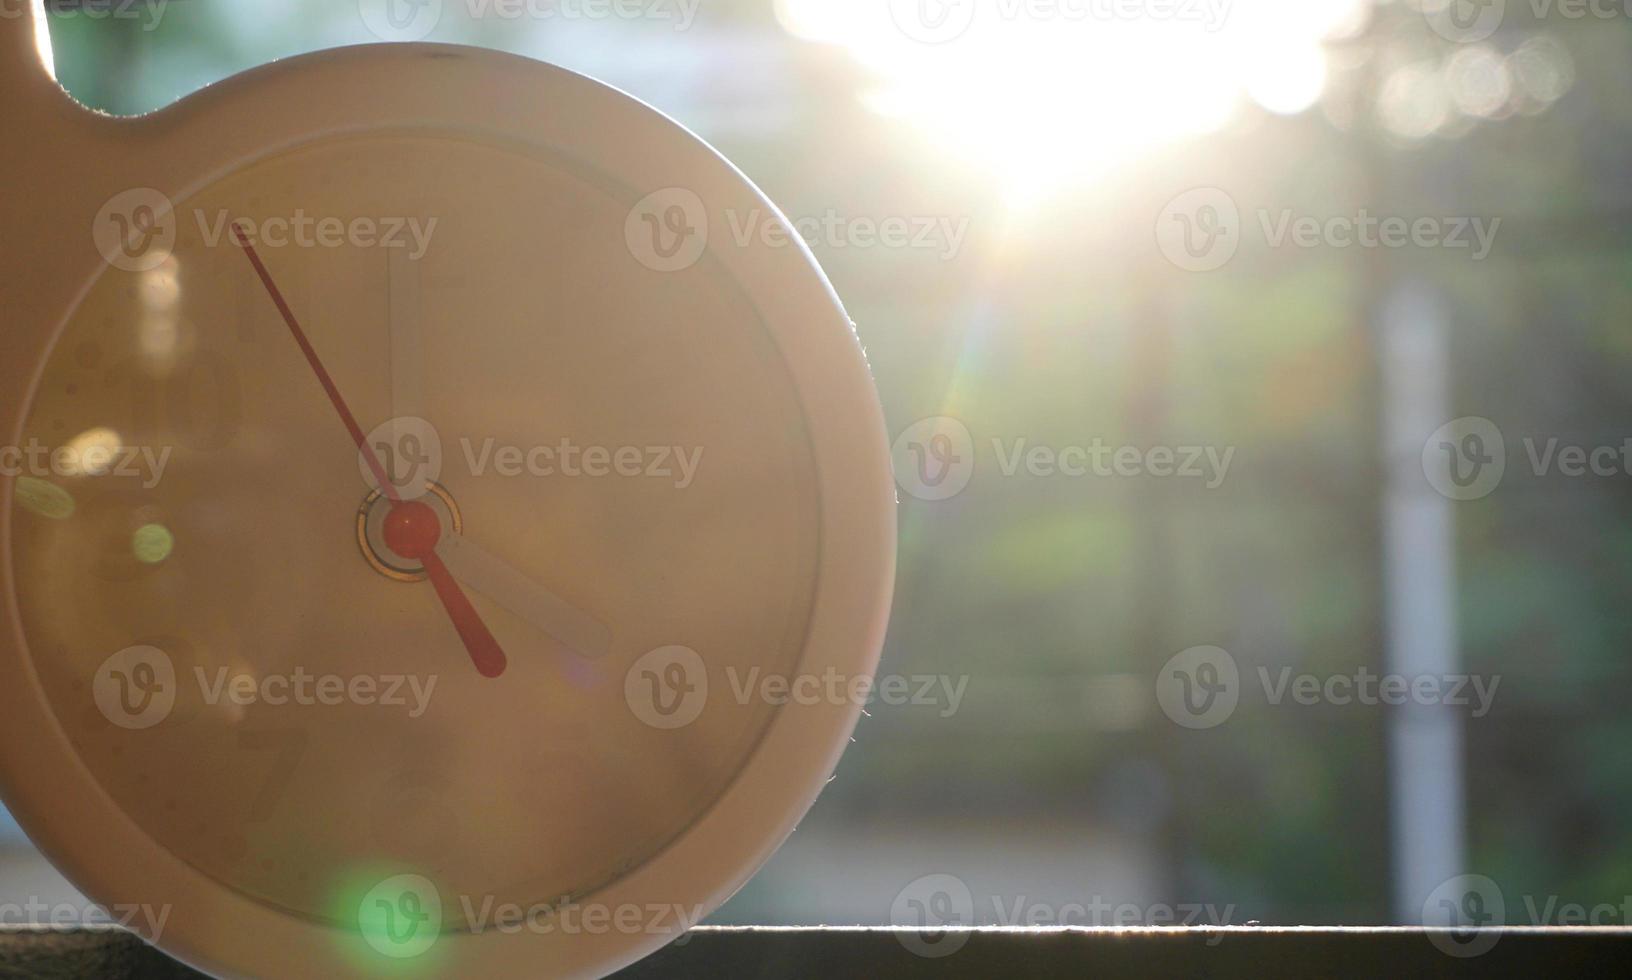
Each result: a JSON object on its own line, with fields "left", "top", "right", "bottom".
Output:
{"left": 382, "top": 500, "right": 442, "bottom": 560}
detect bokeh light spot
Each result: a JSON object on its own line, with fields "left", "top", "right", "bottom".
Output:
{"left": 15, "top": 477, "right": 75, "bottom": 520}
{"left": 133, "top": 523, "right": 175, "bottom": 564}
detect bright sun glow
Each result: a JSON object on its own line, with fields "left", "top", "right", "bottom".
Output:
{"left": 777, "top": 0, "right": 1367, "bottom": 206}
{"left": 32, "top": 0, "right": 57, "bottom": 79}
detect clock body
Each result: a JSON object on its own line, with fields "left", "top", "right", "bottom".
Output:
{"left": 0, "top": 17, "right": 894, "bottom": 980}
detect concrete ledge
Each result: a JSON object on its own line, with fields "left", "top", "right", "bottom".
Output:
{"left": 4, "top": 925, "right": 1632, "bottom": 978}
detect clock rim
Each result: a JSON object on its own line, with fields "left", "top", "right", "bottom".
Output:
{"left": 0, "top": 42, "right": 896, "bottom": 980}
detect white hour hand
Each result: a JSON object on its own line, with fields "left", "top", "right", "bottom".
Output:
{"left": 433, "top": 535, "right": 611, "bottom": 660}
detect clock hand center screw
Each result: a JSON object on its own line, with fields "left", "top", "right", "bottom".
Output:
{"left": 382, "top": 500, "right": 442, "bottom": 560}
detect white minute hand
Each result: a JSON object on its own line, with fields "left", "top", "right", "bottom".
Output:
{"left": 388, "top": 247, "right": 425, "bottom": 423}
{"left": 433, "top": 536, "right": 611, "bottom": 660}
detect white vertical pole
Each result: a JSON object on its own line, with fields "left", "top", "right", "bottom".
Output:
{"left": 1380, "top": 280, "right": 1467, "bottom": 921}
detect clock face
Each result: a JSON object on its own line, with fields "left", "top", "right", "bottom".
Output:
{"left": 9, "top": 133, "right": 822, "bottom": 929}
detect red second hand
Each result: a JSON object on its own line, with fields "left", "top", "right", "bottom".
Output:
{"left": 232, "top": 223, "right": 507, "bottom": 679}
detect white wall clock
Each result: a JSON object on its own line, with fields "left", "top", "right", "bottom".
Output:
{"left": 0, "top": 7, "right": 895, "bottom": 977}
